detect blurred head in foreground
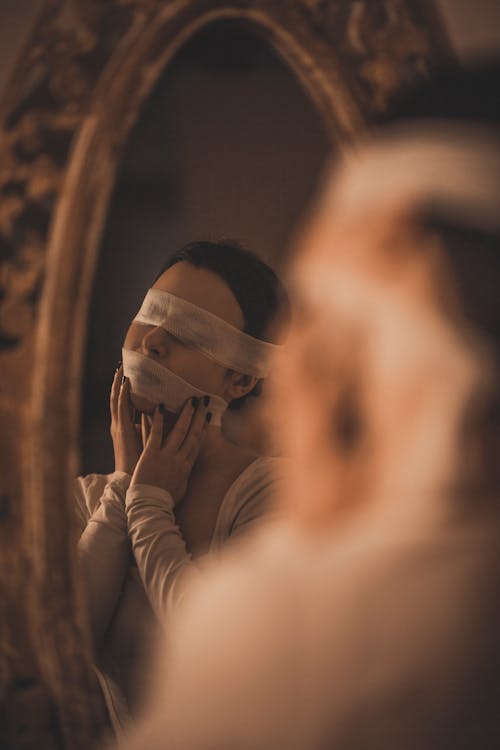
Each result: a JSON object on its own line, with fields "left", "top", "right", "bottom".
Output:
{"left": 119, "top": 62, "right": 500, "bottom": 750}
{"left": 280, "top": 61, "right": 500, "bottom": 530}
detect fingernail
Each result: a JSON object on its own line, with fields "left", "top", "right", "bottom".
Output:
{"left": 115, "top": 361, "right": 122, "bottom": 372}
{"left": 206, "top": 411, "right": 212, "bottom": 423}
{"left": 191, "top": 397, "right": 199, "bottom": 408}
{"left": 121, "top": 375, "right": 126, "bottom": 384}
{"left": 203, "top": 395, "right": 210, "bottom": 407}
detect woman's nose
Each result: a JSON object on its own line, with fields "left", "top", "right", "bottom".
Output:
{"left": 141, "top": 326, "right": 169, "bottom": 358}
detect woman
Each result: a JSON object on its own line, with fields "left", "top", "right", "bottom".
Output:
{"left": 74, "top": 240, "right": 289, "bottom": 731}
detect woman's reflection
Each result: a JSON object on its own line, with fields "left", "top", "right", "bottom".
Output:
{"left": 75, "top": 240, "right": 289, "bottom": 731}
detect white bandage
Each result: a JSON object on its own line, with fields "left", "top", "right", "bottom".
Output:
{"left": 122, "top": 349, "right": 228, "bottom": 426}
{"left": 134, "top": 288, "right": 279, "bottom": 378}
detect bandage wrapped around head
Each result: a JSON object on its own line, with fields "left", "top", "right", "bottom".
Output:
{"left": 122, "top": 289, "right": 281, "bottom": 425}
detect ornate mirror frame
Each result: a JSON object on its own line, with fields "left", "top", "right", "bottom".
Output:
{"left": 0, "top": 1, "right": 449, "bottom": 746}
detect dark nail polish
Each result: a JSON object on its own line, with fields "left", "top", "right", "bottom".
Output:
{"left": 203, "top": 395, "right": 210, "bottom": 407}
{"left": 191, "top": 397, "right": 199, "bottom": 407}
{"left": 115, "top": 360, "right": 122, "bottom": 372}
{"left": 121, "top": 375, "right": 126, "bottom": 384}
{"left": 206, "top": 411, "right": 212, "bottom": 423}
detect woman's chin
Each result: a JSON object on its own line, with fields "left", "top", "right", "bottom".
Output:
{"left": 130, "top": 393, "right": 157, "bottom": 414}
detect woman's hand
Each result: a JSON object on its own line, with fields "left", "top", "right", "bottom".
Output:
{"left": 110, "top": 365, "right": 142, "bottom": 475}
{"left": 131, "top": 397, "right": 210, "bottom": 503}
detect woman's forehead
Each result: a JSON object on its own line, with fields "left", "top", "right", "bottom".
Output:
{"left": 152, "top": 262, "right": 244, "bottom": 330}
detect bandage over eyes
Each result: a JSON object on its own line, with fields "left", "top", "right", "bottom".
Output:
{"left": 134, "top": 288, "right": 280, "bottom": 378}
{"left": 122, "top": 349, "right": 228, "bottom": 426}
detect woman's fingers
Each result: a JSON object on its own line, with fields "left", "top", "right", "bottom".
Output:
{"left": 181, "top": 398, "right": 210, "bottom": 463}
{"left": 164, "top": 398, "right": 197, "bottom": 452}
{"left": 131, "top": 398, "right": 210, "bottom": 500}
{"left": 147, "top": 405, "right": 164, "bottom": 451}
{"left": 141, "top": 413, "right": 150, "bottom": 447}
{"left": 118, "top": 375, "right": 135, "bottom": 424}
{"left": 110, "top": 365, "right": 122, "bottom": 421}
{"left": 111, "top": 370, "right": 143, "bottom": 474}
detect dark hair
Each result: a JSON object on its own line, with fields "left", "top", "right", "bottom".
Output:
{"left": 155, "top": 240, "right": 290, "bottom": 409}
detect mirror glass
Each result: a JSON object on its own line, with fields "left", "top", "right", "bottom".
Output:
{"left": 81, "top": 18, "right": 330, "bottom": 474}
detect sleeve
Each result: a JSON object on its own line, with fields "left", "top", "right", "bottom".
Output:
{"left": 125, "top": 459, "right": 285, "bottom": 625}
{"left": 227, "top": 458, "right": 285, "bottom": 543}
{"left": 125, "top": 484, "right": 197, "bottom": 623}
{"left": 77, "top": 472, "right": 132, "bottom": 648}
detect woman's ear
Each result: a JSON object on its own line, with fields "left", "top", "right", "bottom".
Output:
{"left": 224, "top": 371, "right": 259, "bottom": 401}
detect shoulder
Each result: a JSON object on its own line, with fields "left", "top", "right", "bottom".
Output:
{"left": 233, "top": 455, "right": 288, "bottom": 497}
{"left": 220, "top": 456, "right": 288, "bottom": 540}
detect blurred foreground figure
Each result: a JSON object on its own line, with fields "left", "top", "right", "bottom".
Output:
{"left": 120, "top": 64, "right": 500, "bottom": 750}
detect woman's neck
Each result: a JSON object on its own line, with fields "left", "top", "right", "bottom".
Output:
{"left": 196, "top": 425, "right": 230, "bottom": 468}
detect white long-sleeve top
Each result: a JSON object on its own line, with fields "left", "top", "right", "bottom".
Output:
{"left": 75, "top": 456, "right": 283, "bottom": 732}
